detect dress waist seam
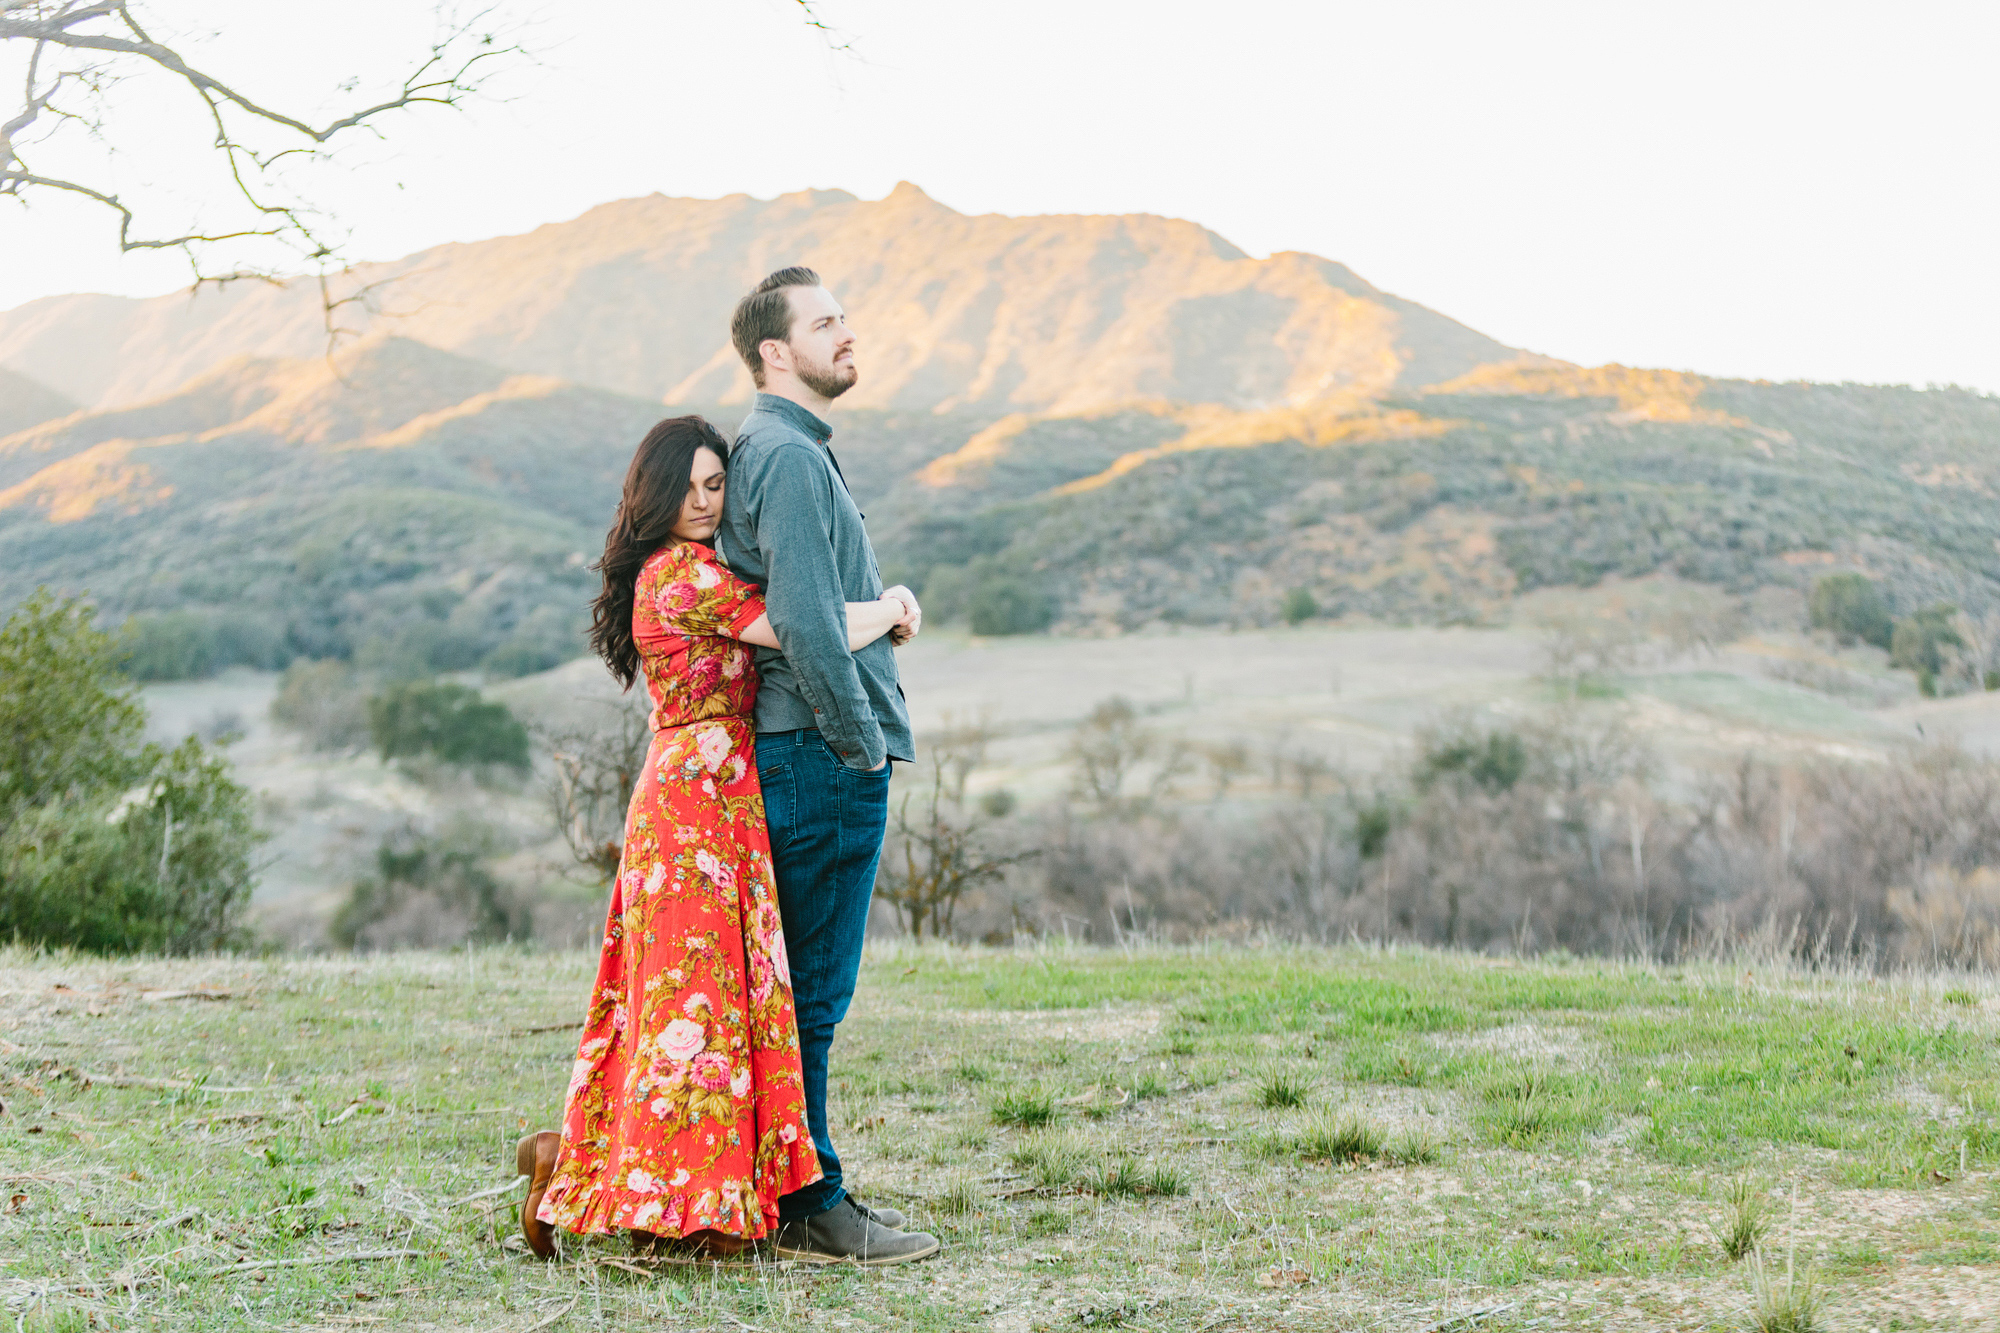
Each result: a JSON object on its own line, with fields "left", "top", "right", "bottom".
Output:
{"left": 650, "top": 715, "right": 755, "bottom": 734}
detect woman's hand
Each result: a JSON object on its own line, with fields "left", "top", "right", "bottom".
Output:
{"left": 882, "top": 586, "right": 922, "bottom": 645}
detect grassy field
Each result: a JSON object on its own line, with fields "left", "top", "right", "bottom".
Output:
{"left": 3, "top": 943, "right": 1997, "bottom": 1332}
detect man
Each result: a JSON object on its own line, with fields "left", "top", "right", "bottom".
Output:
{"left": 716, "top": 266, "right": 938, "bottom": 1265}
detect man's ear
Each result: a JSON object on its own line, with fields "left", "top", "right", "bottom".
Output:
{"left": 760, "top": 337, "right": 791, "bottom": 375}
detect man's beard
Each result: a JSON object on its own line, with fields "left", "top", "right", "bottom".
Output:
{"left": 794, "top": 347, "right": 857, "bottom": 400}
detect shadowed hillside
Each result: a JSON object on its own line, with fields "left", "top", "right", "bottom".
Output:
{"left": 0, "top": 184, "right": 1540, "bottom": 413}
{"left": 0, "top": 336, "right": 986, "bottom": 676}
{"left": 0, "top": 366, "right": 76, "bottom": 438}
{"left": 874, "top": 371, "right": 2000, "bottom": 635}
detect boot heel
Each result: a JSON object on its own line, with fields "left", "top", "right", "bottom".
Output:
{"left": 516, "top": 1131, "right": 560, "bottom": 1258}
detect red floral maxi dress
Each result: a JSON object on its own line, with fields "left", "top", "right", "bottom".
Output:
{"left": 536, "top": 541, "right": 821, "bottom": 1240}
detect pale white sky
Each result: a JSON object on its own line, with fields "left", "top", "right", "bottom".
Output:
{"left": 4, "top": 1, "right": 1996, "bottom": 389}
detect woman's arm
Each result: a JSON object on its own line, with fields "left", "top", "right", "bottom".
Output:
{"left": 738, "top": 597, "right": 907, "bottom": 652}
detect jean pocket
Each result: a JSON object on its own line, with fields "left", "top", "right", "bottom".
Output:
{"left": 758, "top": 760, "right": 795, "bottom": 853}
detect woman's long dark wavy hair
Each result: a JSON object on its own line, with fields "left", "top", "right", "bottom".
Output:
{"left": 589, "top": 415, "right": 730, "bottom": 689}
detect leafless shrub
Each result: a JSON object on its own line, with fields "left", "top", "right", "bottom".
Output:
{"left": 920, "top": 690, "right": 2000, "bottom": 967}
{"left": 930, "top": 709, "right": 1001, "bottom": 804}
{"left": 1065, "top": 695, "right": 1191, "bottom": 815}
{"left": 1200, "top": 740, "right": 1253, "bottom": 801}
{"left": 1536, "top": 614, "right": 1642, "bottom": 695}
{"left": 1694, "top": 744, "right": 2000, "bottom": 959}
{"left": 1887, "top": 867, "right": 2000, "bottom": 970}
{"left": 1651, "top": 588, "right": 1748, "bottom": 662}
{"left": 270, "top": 659, "right": 369, "bottom": 751}
{"left": 874, "top": 763, "right": 1034, "bottom": 939}
{"left": 539, "top": 693, "right": 652, "bottom": 884}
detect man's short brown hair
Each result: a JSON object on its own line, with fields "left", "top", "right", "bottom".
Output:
{"left": 731, "top": 266, "right": 821, "bottom": 388}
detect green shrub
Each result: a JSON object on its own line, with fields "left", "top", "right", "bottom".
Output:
{"left": 1414, "top": 723, "right": 1528, "bottom": 794}
{"left": 366, "top": 680, "right": 529, "bottom": 770}
{"left": 121, "top": 611, "right": 217, "bottom": 681}
{"left": 0, "top": 590, "right": 268, "bottom": 953}
{"left": 479, "top": 639, "right": 565, "bottom": 679}
{"left": 1808, "top": 573, "right": 1893, "bottom": 649}
{"left": 0, "top": 742, "right": 258, "bottom": 954}
{"left": 968, "top": 576, "right": 1053, "bottom": 636}
{"left": 332, "top": 822, "right": 528, "bottom": 949}
{"left": 0, "top": 592, "right": 151, "bottom": 819}
{"left": 119, "top": 611, "right": 290, "bottom": 681}
{"left": 1890, "top": 604, "right": 1963, "bottom": 679}
{"left": 1281, "top": 587, "right": 1319, "bottom": 626}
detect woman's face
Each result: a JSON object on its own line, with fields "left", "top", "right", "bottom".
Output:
{"left": 669, "top": 446, "right": 726, "bottom": 542}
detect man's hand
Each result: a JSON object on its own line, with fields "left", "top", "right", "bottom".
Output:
{"left": 882, "top": 585, "right": 922, "bottom": 645}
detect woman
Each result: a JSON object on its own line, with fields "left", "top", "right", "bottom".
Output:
{"left": 517, "top": 416, "right": 914, "bottom": 1257}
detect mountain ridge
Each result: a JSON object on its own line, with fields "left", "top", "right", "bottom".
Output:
{"left": 0, "top": 184, "right": 1545, "bottom": 415}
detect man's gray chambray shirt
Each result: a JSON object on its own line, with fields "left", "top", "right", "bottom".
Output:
{"left": 717, "top": 393, "right": 913, "bottom": 771}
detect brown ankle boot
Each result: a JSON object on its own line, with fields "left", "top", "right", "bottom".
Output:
{"left": 516, "top": 1131, "right": 560, "bottom": 1258}
{"left": 632, "top": 1227, "right": 752, "bottom": 1260}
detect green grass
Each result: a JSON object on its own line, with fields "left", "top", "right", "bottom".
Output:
{"left": 1715, "top": 1176, "right": 1773, "bottom": 1261}
{"left": 989, "top": 1085, "right": 1058, "bottom": 1127}
{"left": 1264, "top": 1107, "right": 1384, "bottom": 1163}
{"left": 3, "top": 941, "right": 1996, "bottom": 1332}
{"left": 1254, "top": 1066, "right": 1312, "bottom": 1109}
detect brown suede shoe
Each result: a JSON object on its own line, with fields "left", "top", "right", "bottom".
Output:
{"left": 515, "top": 1131, "right": 560, "bottom": 1258}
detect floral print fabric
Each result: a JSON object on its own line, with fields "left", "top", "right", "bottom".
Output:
{"left": 536, "top": 541, "right": 821, "bottom": 1239}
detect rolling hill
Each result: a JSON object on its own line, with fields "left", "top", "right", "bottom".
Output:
{"left": 1, "top": 187, "right": 1996, "bottom": 681}
{"left": 869, "top": 368, "right": 2000, "bottom": 635}
{"left": 0, "top": 335, "right": 993, "bottom": 676}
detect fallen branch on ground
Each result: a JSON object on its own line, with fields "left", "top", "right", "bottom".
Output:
{"left": 64, "top": 1069, "right": 255, "bottom": 1094}
{"left": 207, "top": 1249, "right": 431, "bottom": 1277}
{"left": 444, "top": 1181, "right": 523, "bottom": 1208}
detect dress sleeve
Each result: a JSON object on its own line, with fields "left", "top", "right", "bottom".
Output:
{"left": 650, "top": 544, "right": 767, "bottom": 640}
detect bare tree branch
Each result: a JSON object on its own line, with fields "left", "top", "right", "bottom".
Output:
{"left": 0, "top": 1, "right": 521, "bottom": 337}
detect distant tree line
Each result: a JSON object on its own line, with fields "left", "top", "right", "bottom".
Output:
{"left": 1809, "top": 572, "right": 1998, "bottom": 697}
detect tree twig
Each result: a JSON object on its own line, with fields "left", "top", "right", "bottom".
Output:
{"left": 206, "top": 1248, "right": 430, "bottom": 1276}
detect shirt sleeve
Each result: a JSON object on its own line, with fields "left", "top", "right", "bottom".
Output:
{"left": 751, "top": 444, "right": 885, "bottom": 769}
{"left": 652, "top": 545, "right": 767, "bottom": 640}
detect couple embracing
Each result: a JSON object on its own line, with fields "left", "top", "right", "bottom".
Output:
{"left": 514, "top": 268, "right": 938, "bottom": 1266}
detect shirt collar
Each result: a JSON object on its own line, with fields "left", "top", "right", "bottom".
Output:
{"left": 752, "top": 392, "right": 833, "bottom": 444}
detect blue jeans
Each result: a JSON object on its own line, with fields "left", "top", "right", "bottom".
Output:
{"left": 755, "top": 728, "right": 891, "bottom": 1220}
